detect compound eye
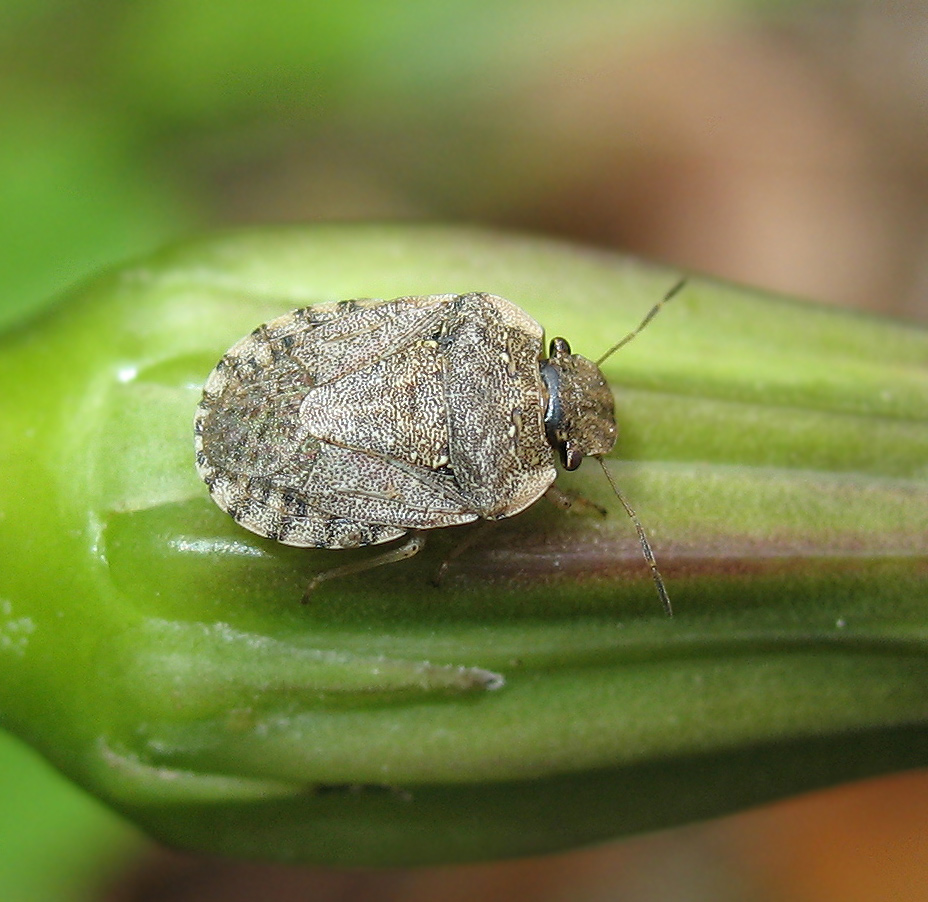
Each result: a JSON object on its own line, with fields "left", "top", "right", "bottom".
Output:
{"left": 563, "top": 445, "right": 583, "bottom": 471}
{"left": 549, "top": 337, "right": 571, "bottom": 357}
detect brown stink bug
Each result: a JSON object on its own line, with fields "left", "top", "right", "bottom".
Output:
{"left": 194, "top": 283, "right": 683, "bottom": 614}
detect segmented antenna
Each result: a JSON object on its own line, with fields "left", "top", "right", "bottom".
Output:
{"left": 597, "top": 456, "right": 672, "bottom": 617}
{"left": 591, "top": 276, "right": 684, "bottom": 616}
{"left": 596, "top": 277, "right": 687, "bottom": 366}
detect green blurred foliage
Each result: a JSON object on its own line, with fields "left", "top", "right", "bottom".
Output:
{"left": 0, "top": 732, "right": 141, "bottom": 902}
{"left": 0, "top": 0, "right": 778, "bottom": 329}
{"left": 0, "top": 98, "right": 189, "bottom": 329}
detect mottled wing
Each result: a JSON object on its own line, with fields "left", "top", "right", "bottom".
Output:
{"left": 295, "top": 292, "right": 557, "bottom": 520}
{"left": 300, "top": 341, "right": 451, "bottom": 469}
{"left": 195, "top": 295, "right": 477, "bottom": 548}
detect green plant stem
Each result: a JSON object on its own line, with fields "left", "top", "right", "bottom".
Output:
{"left": 0, "top": 225, "right": 925, "bottom": 865}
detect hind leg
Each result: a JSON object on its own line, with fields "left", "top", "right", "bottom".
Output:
{"left": 301, "top": 532, "right": 427, "bottom": 602}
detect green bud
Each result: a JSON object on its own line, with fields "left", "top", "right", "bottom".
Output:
{"left": 0, "top": 226, "right": 925, "bottom": 866}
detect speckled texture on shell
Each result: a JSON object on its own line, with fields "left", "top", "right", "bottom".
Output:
{"left": 194, "top": 292, "right": 559, "bottom": 549}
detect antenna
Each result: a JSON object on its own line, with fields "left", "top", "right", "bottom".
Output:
{"left": 596, "top": 277, "right": 687, "bottom": 366}
{"left": 597, "top": 457, "right": 672, "bottom": 616}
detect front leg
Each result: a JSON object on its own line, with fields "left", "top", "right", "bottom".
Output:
{"left": 544, "top": 483, "right": 607, "bottom": 517}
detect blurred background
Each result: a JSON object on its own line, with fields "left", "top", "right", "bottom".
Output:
{"left": 1, "top": 0, "right": 926, "bottom": 899}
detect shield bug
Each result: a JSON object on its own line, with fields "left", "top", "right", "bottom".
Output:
{"left": 194, "top": 283, "right": 683, "bottom": 614}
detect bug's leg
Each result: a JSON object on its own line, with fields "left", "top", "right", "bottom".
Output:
{"left": 302, "top": 533, "right": 426, "bottom": 602}
{"left": 431, "top": 521, "right": 497, "bottom": 587}
{"left": 544, "top": 484, "right": 607, "bottom": 517}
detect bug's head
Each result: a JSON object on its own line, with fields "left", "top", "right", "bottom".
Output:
{"left": 541, "top": 337, "right": 617, "bottom": 470}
